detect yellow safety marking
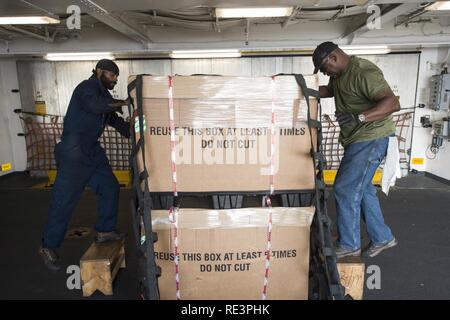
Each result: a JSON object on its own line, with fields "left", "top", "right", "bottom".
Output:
{"left": 47, "top": 170, "right": 57, "bottom": 185}
{"left": 411, "top": 157, "right": 425, "bottom": 165}
{"left": 1, "top": 163, "right": 12, "bottom": 171}
{"left": 32, "top": 182, "right": 49, "bottom": 189}
{"left": 34, "top": 103, "right": 46, "bottom": 115}
{"left": 113, "top": 170, "right": 131, "bottom": 188}
{"left": 45, "top": 170, "right": 131, "bottom": 188}
{"left": 323, "top": 170, "right": 337, "bottom": 185}
{"left": 323, "top": 169, "right": 383, "bottom": 186}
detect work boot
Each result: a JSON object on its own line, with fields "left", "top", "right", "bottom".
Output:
{"left": 39, "top": 246, "right": 61, "bottom": 272}
{"left": 334, "top": 246, "right": 361, "bottom": 259}
{"left": 363, "top": 238, "right": 398, "bottom": 258}
{"left": 94, "top": 230, "right": 126, "bottom": 243}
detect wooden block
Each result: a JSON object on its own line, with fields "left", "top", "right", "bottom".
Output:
{"left": 337, "top": 257, "right": 365, "bottom": 300}
{"left": 80, "top": 239, "right": 126, "bottom": 297}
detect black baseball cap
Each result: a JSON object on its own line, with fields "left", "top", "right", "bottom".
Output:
{"left": 95, "top": 59, "right": 119, "bottom": 75}
{"left": 312, "top": 42, "right": 338, "bottom": 74}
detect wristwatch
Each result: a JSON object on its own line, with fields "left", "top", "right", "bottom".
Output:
{"left": 358, "top": 113, "right": 366, "bottom": 122}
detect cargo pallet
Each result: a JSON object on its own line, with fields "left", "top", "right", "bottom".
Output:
{"left": 149, "top": 191, "right": 314, "bottom": 210}
{"left": 128, "top": 74, "right": 345, "bottom": 300}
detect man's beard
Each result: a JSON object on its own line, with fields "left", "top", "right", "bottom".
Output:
{"left": 100, "top": 72, "right": 116, "bottom": 90}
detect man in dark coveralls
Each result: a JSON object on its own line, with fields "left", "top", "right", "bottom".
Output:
{"left": 39, "top": 59, "right": 130, "bottom": 271}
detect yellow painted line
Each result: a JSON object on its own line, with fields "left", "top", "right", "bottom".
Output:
{"left": 324, "top": 169, "right": 383, "bottom": 186}
{"left": 30, "top": 170, "right": 56, "bottom": 189}
{"left": 113, "top": 170, "right": 131, "bottom": 188}
{"left": 373, "top": 170, "right": 382, "bottom": 185}
{"left": 32, "top": 182, "right": 49, "bottom": 189}
{"left": 323, "top": 170, "right": 337, "bottom": 185}
{"left": 46, "top": 170, "right": 131, "bottom": 188}
{"left": 1, "top": 163, "right": 12, "bottom": 171}
{"left": 47, "top": 170, "right": 57, "bottom": 185}
{"left": 411, "top": 157, "right": 425, "bottom": 165}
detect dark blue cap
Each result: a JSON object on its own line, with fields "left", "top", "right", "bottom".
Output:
{"left": 95, "top": 59, "right": 119, "bottom": 75}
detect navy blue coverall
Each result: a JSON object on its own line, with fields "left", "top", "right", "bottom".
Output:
{"left": 42, "top": 75, "right": 130, "bottom": 249}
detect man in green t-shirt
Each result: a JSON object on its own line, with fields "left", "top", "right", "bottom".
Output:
{"left": 313, "top": 42, "right": 399, "bottom": 258}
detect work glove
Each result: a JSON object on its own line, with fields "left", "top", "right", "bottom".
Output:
{"left": 335, "top": 112, "right": 361, "bottom": 127}
{"left": 115, "top": 106, "right": 124, "bottom": 115}
{"left": 117, "top": 98, "right": 132, "bottom": 114}
{"left": 112, "top": 98, "right": 131, "bottom": 115}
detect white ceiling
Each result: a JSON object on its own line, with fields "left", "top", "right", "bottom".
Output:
{"left": 0, "top": 0, "right": 449, "bottom": 56}
{"left": 0, "top": 1, "right": 430, "bottom": 12}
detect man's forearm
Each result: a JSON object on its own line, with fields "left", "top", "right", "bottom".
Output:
{"left": 108, "top": 98, "right": 128, "bottom": 108}
{"left": 319, "top": 86, "right": 333, "bottom": 98}
{"left": 362, "top": 96, "right": 400, "bottom": 122}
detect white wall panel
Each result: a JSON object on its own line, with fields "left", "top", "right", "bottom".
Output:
{"left": 15, "top": 54, "right": 420, "bottom": 121}
{"left": 364, "top": 54, "right": 419, "bottom": 110}
{"left": 129, "top": 59, "right": 172, "bottom": 76}
{"left": 250, "top": 57, "right": 292, "bottom": 76}
{"left": 210, "top": 58, "right": 252, "bottom": 76}
{"left": 12, "top": 54, "right": 424, "bottom": 177}
{"left": 16, "top": 54, "right": 420, "bottom": 117}
{"left": 54, "top": 61, "right": 96, "bottom": 115}
{"left": 413, "top": 48, "right": 450, "bottom": 179}
{"left": 0, "top": 73, "right": 12, "bottom": 176}
{"left": 172, "top": 59, "right": 213, "bottom": 75}
{"left": 0, "top": 59, "right": 27, "bottom": 174}
{"left": 112, "top": 60, "right": 131, "bottom": 100}
{"left": 17, "top": 61, "right": 60, "bottom": 114}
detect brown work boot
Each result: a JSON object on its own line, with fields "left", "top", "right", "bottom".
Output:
{"left": 39, "top": 246, "right": 62, "bottom": 272}
{"left": 94, "top": 230, "right": 126, "bottom": 243}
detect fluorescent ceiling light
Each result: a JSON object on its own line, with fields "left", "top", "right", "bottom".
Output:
{"left": 0, "top": 16, "right": 60, "bottom": 25}
{"left": 45, "top": 52, "right": 114, "bottom": 61}
{"left": 170, "top": 50, "right": 241, "bottom": 59}
{"left": 215, "top": 7, "right": 293, "bottom": 18}
{"left": 425, "top": 1, "right": 450, "bottom": 10}
{"left": 340, "top": 45, "right": 391, "bottom": 55}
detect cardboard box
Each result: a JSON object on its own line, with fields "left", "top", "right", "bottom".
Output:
{"left": 151, "top": 206, "right": 315, "bottom": 300}
{"left": 129, "top": 75, "right": 318, "bottom": 193}
{"left": 337, "top": 257, "right": 365, "bottom": 300}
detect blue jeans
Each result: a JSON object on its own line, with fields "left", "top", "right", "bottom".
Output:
{"left": 334, "top": 137, "right": 394, "bottom": 251}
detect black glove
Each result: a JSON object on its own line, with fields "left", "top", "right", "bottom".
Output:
{"left": 115, "top": 106, "right": 124, "bottom": 115}
{"left": 115, "top": 98, "right": 131, "bottom": 114}
{"left": 335, "top": 112, "right": 361, "bottom": 126}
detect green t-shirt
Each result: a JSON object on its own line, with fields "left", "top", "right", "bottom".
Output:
{"left": 328, "top": 56, "right": 395, "bottom": 147}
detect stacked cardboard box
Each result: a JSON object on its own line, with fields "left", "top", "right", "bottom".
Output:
{"left": 129, "top": 75, "right": 319, "bottom": 193}
{"left": 129, "top": 75, "right": 319, "bottom": 299}
{"left": 152, "top": 207, "right": 315, "bottom": 300}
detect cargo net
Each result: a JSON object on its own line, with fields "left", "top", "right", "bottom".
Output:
{"left": 18, "top": 110, "right": 413, "bottom": 173}
{"left": 321, "top": 110, "right": 414, "bottom": 170}
{"left": 17, "top": 111, "right": 131, "bottom": 171}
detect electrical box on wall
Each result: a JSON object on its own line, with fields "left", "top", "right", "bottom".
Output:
{"left": 430, "top": 74, "right": 450, "bottom": 111}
